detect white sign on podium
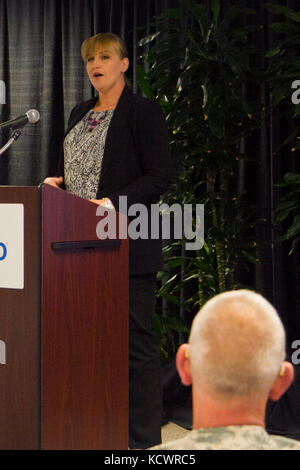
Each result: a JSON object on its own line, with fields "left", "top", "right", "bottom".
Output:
{"left": 0, "top": 204, "right": 24, "bottom": 289}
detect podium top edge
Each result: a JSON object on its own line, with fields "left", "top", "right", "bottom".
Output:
{"left": 0, "top": 185, "right": 40, "bottom": 188}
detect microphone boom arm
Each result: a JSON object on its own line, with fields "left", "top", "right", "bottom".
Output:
{"left": 0, "top": 130, "right": 21, "bottom": 156}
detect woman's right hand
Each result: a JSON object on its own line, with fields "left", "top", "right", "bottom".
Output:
{"left": 43, "top": 176, "right": 63, "bottom": 188}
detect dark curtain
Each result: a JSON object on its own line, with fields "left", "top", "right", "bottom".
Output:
{"left": 0, "top": 0, "right": 299, "bottom": 439}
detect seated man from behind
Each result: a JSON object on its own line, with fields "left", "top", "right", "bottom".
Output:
{"left": 152, "top": 289, "right": 300, "bottom": 450}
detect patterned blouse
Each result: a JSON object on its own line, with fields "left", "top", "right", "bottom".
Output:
{"left": 63, "top": 109, "right": 114, "bottom": 200}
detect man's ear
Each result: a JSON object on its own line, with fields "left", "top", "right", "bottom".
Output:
{"left": 176, "top": 344, "right": 192, "bottom": 386}
{"left": 269, "top": 361, "right": 294, "bottom": 401}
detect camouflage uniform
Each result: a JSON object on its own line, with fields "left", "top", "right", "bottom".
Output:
{"left": 151, "top": 425, "right": 300, "bottom": 450}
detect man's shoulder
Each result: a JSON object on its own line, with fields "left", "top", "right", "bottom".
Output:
{"left": 266, "top": 432, "right": 300, "bottom": 450}
{"left": 151, "top": 426, "right": 300, "bottom": 450}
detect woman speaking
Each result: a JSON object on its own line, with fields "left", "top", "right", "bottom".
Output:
{"left": 45, "top": 32, "right": 172, "bottom": 449}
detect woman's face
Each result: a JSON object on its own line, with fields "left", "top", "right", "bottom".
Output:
{"left": 86, "top": 44, "right": 129, "bottom": 93}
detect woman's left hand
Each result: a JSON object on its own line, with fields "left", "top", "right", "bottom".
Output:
{"left": 89, "top": 198, "right": 114, "bottom": 209}
{"left": 89, "top": 198, "right": 105, "bottom": 206}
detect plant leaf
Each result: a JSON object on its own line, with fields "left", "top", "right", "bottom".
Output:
{"left": 211, "top": 0, "right": 220, "bottom": 24}
{"left": 265, "top": 3, "right": 300, "bottom": 23}
{"left": 279, "top": 215, "right": 300, "bottom": 241}
{"left": 265, "top": 46, "right": 282, "bottom": 58}
{"left": 283, "top": 173, "right": 300, "bottom": 185}
{"left": 138, "top": 32, "right": 160, "bottom": 47}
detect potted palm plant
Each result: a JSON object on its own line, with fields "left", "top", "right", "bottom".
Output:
{"left": 138, "top": 0, "right": 265, "bottom": 357}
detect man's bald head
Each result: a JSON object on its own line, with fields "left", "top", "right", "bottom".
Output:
{"left": 188, "top": 290, "right": 286, "bottom": 400}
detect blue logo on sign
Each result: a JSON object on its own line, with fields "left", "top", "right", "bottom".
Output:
{"left": 0, "top": 242, "right": 7, "bottom": 261}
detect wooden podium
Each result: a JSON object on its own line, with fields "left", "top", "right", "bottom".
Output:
{"left": 0, "top": 184, "right": 129, "bottom": 449}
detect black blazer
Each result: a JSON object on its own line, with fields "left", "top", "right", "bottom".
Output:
{"left": 58, "top": 86, "right": 172, "bottom": 275}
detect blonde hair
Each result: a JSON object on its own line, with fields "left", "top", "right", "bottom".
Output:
{"left": 189, "top": 290, "right": 286, "bottom": 399}
{"left": 81, "top": 32, "right": 128, "bottom": 62}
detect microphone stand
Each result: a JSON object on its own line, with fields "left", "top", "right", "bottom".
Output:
{"left": 0, "top": 130, "right": 21, "bottom": 156}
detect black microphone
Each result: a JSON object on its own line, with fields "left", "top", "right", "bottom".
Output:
{"left": 0, "top": 109, "right": 40, "bottom": 130}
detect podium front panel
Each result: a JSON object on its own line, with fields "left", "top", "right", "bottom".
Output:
{"left": 41, "top": 184, "right": 129, "bottom": 450}
{"left": 0, "top": 185, "right": 129, "bottom": 450}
